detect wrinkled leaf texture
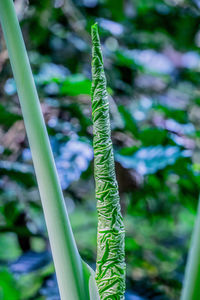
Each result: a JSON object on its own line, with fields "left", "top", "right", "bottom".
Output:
{"left": 91, "top": 23, "right": 126, "bottom": 300}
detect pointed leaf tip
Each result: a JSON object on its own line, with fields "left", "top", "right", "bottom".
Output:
{"left": 91, "top": 23, "right": 100, "bottom": 46}
{"left": 91, "top": 22, "right": 98, "bottom": 29}
{"left": 90, "top": 18, "right": 126, "bottom": 300}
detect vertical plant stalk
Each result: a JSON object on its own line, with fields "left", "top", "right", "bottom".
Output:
{"left": 91, "top": 23, "right": 126, "bottom": 299}
{"left": 181, "top": 197, "right": 200, "bottom": 300}
{"left": 0, "top": 1, "right": 90, "bottom": 299}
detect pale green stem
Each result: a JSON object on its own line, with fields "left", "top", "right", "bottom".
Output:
{"left": 181, "top": 197, "right": 200, "bottom": 300}
{"left": 0, "top": 1, "right": 89, "bottom": 299}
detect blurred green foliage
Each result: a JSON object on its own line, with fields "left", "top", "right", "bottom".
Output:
{"left": 0, "top": 0, "right": 200, "bottom": 299}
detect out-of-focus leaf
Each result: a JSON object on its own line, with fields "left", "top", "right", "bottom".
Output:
{"left": 114, "top": 49, "right": 141, "bottom": 69}
{"left": 60, "top": 74, "right": 91, "bottom": 96}
{"left": 17, "top": 271, "right": 45, "bottom": 299}
{"left": 22, "top": 138, "right": 93, "bottom": 190}
{"left": 115, "top": 49, "right": 174, "bottom": 75}
{"left": 2, "top": 200, "right": 21, "bottom": 226}
{"left": 10, "top": 251, "right": 51, "bottom": 274}
{"left": 10, "top": 254, "right": 55, "bottom": 299}
{"left": 0, "top": 161, "right": 35, "bottom": 187}
{"left": 118, "top": 105, "right": 139, "bottom": 138}
{"left": 0, "top": 104, "right": 21, "bottom": 128}
{"left": 0, "top": 268, "right": 20, "bottom": 300}
{"left": 0, "top": 234, "right": 21, "bottom": 261}
{"left": 116, "top": 146, "right": 191, "bottom": 175}
{"left": 102, "top": 0, "right": 124, "bottom": 21}
{"left": 139, "top": 128, "right": 169, "bottom": 146}
{"left": 98, "top": 18, "right": 124, "bottom": 36}
{"left": 125, "top": 291, "right": 145, "bottom": 300}
{"left": 154, "top": 104, "right": 188, "bottom": 124}
{"left": 65, "top": 103, "right": 92, "bottom": 133}
{"left": 40, "top": 274, "right": 60, "bottom": 300}
{"left": 36, "top": 62, "right": 69, "bottom": 83}
{"left": 133, "top": 0, "right": 163, "bottom": 13}
{"left": 55, "top": 138, "right": 93, "bottom": 189}
{"left": 69, "top": 209, "right": 97, "bottom": 259}
{"left": 4, "top": 70, "right": 91, "bottom": 98}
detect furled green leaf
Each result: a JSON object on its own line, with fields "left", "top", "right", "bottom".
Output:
{"left": 91, "top": 23, "right": 126, "bottom": 299}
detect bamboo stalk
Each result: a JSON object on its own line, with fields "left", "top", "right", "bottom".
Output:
{"left": 181, "top": 197, "right": 200, "bottom": 300}
{"left": 0, "top": 1, "right": 89, "bottom": 299}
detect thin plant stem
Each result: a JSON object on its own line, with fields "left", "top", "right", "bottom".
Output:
{"left": 181, "top": 197, "right": 200, "bottom": 300}
{"left": 0, "top": 1, "right": 89, "bottom": 299}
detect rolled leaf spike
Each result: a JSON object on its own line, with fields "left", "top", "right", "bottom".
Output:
{"left": 91, "top": 23, "right": 126, "bottom": 299}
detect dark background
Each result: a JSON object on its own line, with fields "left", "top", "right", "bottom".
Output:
{"left": 0, "top": 0, "right": 200, "bottom": 299}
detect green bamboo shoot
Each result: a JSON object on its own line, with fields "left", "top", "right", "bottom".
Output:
{"left": 91, "top": 23, "right": 126, "bottom": 299}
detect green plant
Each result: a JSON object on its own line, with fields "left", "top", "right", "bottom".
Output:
{"left": 91, "top": 24, "right": 126, "bottom": 299}
{"left": 181, "top": 197, "right": 200, "bottom": 300}
{"left": 0, "top": 1, "right": 98, "bottom": 299}
{"left": 0, "top": 1, "right": 125, "bottom": 299}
